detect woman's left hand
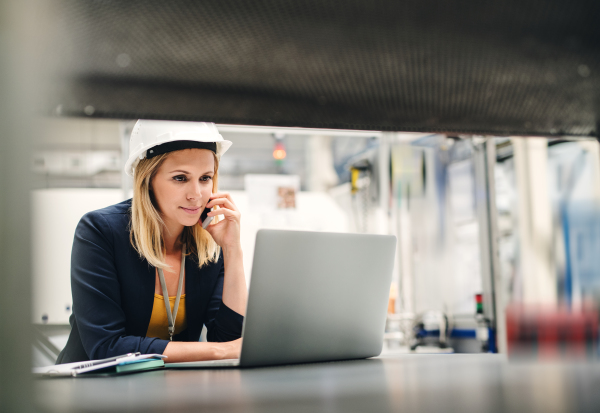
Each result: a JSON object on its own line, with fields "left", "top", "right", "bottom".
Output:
{"left": 203, "top": 192, "right": 242, "bottom": 251}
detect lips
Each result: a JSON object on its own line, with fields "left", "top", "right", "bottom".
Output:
{"left": 180, "top": 206, "right": 201, "bottom": 214}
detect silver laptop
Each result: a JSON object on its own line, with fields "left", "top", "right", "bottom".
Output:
{"left": 168, "top": 229, "right": 396, "bottom": 368}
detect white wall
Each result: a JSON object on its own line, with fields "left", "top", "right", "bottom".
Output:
{"left": 31, "top": 189, "right": 127, "bottom": 324}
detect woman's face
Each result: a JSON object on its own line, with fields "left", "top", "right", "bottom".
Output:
{"left": 151, "top": 148, "right": 215, "bottom": 229}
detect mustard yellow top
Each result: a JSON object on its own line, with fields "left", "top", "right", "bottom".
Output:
{"left": 146, "top": 294, "right": 187, "bottom": 340}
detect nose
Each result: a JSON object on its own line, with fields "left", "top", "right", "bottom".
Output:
{"left": 187, "top": 180, "right": 202, "bottom": 201}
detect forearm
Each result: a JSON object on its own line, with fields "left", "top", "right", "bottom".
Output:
{"left": 163, "top": 341, "right": 218, "bottom": 363}
{"left": 163, "top": 339, "right": 240, "bottom": 363}
{"left": 221, "top": 246, "right": 248, "bottom": 316}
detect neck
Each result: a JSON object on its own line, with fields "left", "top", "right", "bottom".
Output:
{"left": 162, "top": 220, "right": 184, "bottom": 255}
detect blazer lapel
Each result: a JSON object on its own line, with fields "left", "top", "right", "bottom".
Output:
{"left": 137, "top": 260, "right": 157, "bottom": 337}
{"left": 185, "top": 254, "right": 222, "bottom": 341}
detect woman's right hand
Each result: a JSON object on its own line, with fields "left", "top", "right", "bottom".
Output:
{"left": 214, "top": 338, "right": 243, "bottom": 360}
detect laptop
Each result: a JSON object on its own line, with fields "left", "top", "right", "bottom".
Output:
{"left": 167, "top": 229, "right": 397, "bottom": 368}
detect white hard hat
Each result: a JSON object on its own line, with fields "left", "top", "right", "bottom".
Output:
{"left": 124, "top": 120, "right": 232, "bottom": 177}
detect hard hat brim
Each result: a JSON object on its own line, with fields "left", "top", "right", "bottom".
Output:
{"left": 125, "top": 139, "right": 232, "bottom": 177}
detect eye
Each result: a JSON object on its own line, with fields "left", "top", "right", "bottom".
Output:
{"left": 173, "top": 175, "right": 187, "bottom": 182}
{"left": 200, "top": 175, "right": 213, "bottom": 182}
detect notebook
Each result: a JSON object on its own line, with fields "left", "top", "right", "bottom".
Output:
{"left": 35, "top": 353, "right": 167, "bottom": 377}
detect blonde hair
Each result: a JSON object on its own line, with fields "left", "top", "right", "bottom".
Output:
{"left": 129, "top": 150, "right": 220, "bottom": 269}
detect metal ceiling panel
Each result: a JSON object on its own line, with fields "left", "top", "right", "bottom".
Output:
{"left": 46, "top": 0, "right": 600, "bottom": 136}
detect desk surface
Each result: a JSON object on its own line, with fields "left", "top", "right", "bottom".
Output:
{"left": 35, "top": 354, "right": 600, "bottom": 413}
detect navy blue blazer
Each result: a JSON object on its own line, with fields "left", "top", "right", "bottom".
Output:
{"left": 57, "top": 199, "right": 244, "bottom": 364}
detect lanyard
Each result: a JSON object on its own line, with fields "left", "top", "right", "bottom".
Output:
{"left": 157, "top": 244, "right": 185, "bottom": 341}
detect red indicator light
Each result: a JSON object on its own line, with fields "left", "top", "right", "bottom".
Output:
{"left": 273, "top": 142, "right": 286, "bottom": 160}
{"left": 475, "top": 294, "right": 483, "bottom": 314}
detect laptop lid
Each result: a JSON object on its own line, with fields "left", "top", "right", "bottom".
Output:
{"left": 239, "top": 229, "right": 397, "bottom": 367}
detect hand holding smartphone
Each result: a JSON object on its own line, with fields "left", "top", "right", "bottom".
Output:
{"left": 200, "top": 204, "right": 214, "bottom": 229}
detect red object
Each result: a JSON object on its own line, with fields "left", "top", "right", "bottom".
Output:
{"left": 505, "top": 303, "right": 598, "bottom": 360}
{"left": 273, "top": 141, "right": 286, "bottom": 160}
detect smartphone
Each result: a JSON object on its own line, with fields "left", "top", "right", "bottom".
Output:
{"left": 200, "top": 204, "right": 214, "bottom": 229}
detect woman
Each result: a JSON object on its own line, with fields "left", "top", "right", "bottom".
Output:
{"left": 57, "top": 120, "right": 247, "bottom": 364}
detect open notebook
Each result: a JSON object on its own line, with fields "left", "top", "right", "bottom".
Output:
{"left": 34, "top": 353, "right": 167, "bottom": 377}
